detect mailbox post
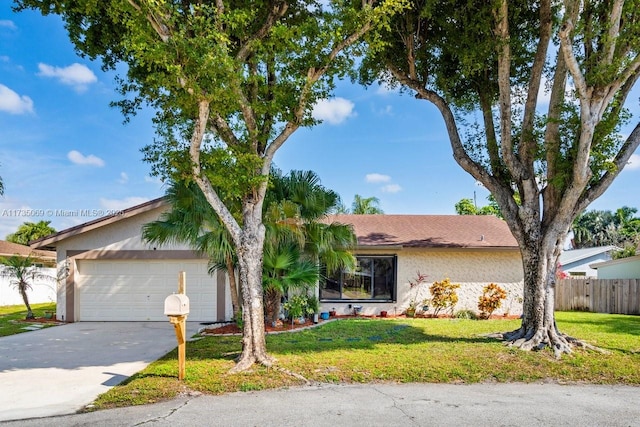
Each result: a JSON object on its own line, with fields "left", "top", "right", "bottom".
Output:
{"left": 164, "top": 272, "right": 189, "bottom": 380}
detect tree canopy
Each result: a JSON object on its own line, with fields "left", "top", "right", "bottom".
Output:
{"left": 15, "top": 0, "right": 405, "bottom": 371}
{"left": 361, "top": 0, "right": 640, "bottom": 356}
{"left": 6, "top": 221, "right": 56, "bottom": 245}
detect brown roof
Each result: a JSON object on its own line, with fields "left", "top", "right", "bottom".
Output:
{"left": 30, "top": 197, "right": 167, "bottom": 250}
{"left": 328, "top": 215, "right": 518, "bottom": 249}
{"left": 0, "top": 240, "right": 56, "bottom": 260}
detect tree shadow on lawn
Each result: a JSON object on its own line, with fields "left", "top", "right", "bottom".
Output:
{"left": 187, "top": 320, "right": 503, "bottom": 360}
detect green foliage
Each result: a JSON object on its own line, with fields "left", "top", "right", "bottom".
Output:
{"left": 350, "top": 194, "right": 384, "bottom": 214}
{"left": 0, "top": 255, "right": 55, "bottom": 319}
{"left": 477, "top": 283, "right": 508, "bottom": 319}
{"left": 572, "top": 206, "right": 640, "bottom": 249}
{"left": 282, "top": 294, "right": 308, "bottom": 320}
{"left": 454, "top": 309, "right": 479, "bottom": 320}
{"left": 612, "top": 245, "right": 638, "bottom": 260}
{"left": 454, "top": 196, "right": 502, "bottom": 218}
{"left": 6, "top": 221, "right": 56, "bottom": 245}
{"left": 429, "top": 278, "right": 460, "bottom": 316}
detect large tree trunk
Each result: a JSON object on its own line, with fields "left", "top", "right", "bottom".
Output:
{"left": 501, "top": 228, "right": 575, "bottom": 358}
{"left": 230, "top": 208, "right": 274, "bottom": 373}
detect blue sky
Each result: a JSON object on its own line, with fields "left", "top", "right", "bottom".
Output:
{"left": 1, "top": 4, "right": 640, "bottom": 240}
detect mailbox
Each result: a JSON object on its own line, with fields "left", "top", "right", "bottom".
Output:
{"left": 164, "top": 294, "right": 190, "bottom": 316}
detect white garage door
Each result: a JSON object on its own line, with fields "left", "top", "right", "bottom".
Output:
{"left": 76, "top": 259, "right": 218, "bottom": 321}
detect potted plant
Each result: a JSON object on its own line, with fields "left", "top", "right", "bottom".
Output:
{"left": 283, "top": 295, "right": 307, "bottom": 326}
{"left": 306, "top": 295, "right": 320, "bottom": 323}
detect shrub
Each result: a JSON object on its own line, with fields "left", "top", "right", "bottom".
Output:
{"left": 477, "top": 283, "right": 508, "bottom": 319}
{"left": 454, "top": 309, "right": 479, "bottom": 320}
{"left": 429, "top": 278, "right": 460, "bottom": 316}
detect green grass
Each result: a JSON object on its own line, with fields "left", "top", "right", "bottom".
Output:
{"left": 0, "top": 303, "right": 58, "bottom": 337}
{"left": 91, "top": 311, "right": 640, "bottom": 410}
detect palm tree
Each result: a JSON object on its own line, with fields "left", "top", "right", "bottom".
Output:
{"left": 0, "top": 255, "right": 54, "bottom": 319}
{"left": 6, "top": 221, "right": 57, "bottom": 245}
{"left": 262, "top": 169, "right": 356, "bottom": 322}
{"left": 142, "top": 181, "right": 241, "bottom": 319}
{"left": 144, "top": 170, "right": 356, "bottom": 323}
{"left": 351, "top": 194, "right": 384, "bottom": 214}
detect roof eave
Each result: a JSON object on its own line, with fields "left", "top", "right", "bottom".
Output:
{"left": 30, "top": 197, "right": 167, "bottom": 250}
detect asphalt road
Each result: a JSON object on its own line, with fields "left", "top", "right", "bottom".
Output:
{"left": 3, "top": 382, "right": 640, "bottom": 427}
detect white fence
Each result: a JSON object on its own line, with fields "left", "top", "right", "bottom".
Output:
{"left": 0, "top": 267, "right": 57, "bottom": 307}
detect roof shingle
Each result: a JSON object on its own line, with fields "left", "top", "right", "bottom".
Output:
{"left": 328, "top": 214, "right": 518, "bottom": 248}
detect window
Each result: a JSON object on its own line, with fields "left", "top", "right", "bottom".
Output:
{"left": 320, "top": 255, "right": 396, "bottom": 301}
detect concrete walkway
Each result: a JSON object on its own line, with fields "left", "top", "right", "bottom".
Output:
{"left": 0, "top": 322, "right": 201, "bottom": 422}
{"left": 3, "top": 382, "right": 640, "bottom": 426}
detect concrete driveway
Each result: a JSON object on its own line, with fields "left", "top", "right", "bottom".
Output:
{"left": 0, "top": 322, "right": 201, "bottom": 422}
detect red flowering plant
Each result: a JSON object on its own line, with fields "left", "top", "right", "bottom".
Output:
{"left": 406, "top": 271, "right": 429, "bottom": 316}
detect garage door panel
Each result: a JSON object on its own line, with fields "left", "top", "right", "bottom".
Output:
{"left": 76, "top": 259, "right": 219, "bottom": 321}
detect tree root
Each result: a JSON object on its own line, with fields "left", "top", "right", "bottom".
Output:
{"left": 229, "top": 352, "right": 277, "bottom": 374}
{"left": 486, "top": 326, "right": 609, "bottom": 358}
{"left": 272, "top": 366, "right": 311, "bottom": 385}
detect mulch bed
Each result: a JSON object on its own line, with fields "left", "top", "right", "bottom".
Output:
{"left": 203, "top": 313, "right": 521, "bottom": 335}
{"left": 203, "top": 320, "right": 328, "bottom": 335}
{"left": 14, "top": 317, "right": 64, "bottom": 324}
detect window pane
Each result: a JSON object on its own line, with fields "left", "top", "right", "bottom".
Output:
{"left": 320, "top": 271, "right": 341, "bottom": 300}
{"left": 342, "top": 258, "right": 372, "bottom": 299}
{"left": 372, "top": 258, "right": 394, "bottom": 299}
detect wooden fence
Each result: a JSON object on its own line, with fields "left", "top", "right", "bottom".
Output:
{"left": 555, "top": 278, "right": 640, "bottom": 315}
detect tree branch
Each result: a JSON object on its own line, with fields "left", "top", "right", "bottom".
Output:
{"left": 209, "top": 114, "right": 241, "bottom": 146}
{"left": 576, "top": 122, "right": 640, "bottom": 213}
{"left": 520, "top": 0, "right": 552, "bottom": 167}
{"left": 127, "top": 0, "right": 171, "bottom": 42}
{"left": 235, "top": 1, "right": 288, "bottom": 62}
{"left": 493, "top": 0, "right": 522, "bottom": 181}
{"left": 189, "top": 100, "right": 243, "bottom": 246}
{"left": 558, "top": 19, "right": 590, "bottom": 102}
{"left": 605, "top": 0, "right": 624, "bottom": 65}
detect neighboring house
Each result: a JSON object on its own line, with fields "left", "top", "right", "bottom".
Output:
{"left": 0, "top": 240, "right": 57, "bottom": 306}
{"left": 31, "top": 199, "right": 230, "bottom": 323}
{"left": 591, "top": 254, "right": 640, "bottom": 279}
{"left": 31, "top": 199, "right": 525, "bottom": 322}
{"left": 558, "top": 246, "right": 618, "bottom": 278}
{"left": 321, "top": 215, "right": 523, "bottom": 316}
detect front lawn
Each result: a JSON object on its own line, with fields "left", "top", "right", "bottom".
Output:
{"left": 0, "top": 303, "right": 58, "bottom": 337}
{"left": 91, "top": 311, "right": 640, "bottom": 410}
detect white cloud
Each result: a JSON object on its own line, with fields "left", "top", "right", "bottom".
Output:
{"left": 0, "top": 84, "right": 34, "bottom": 115}
{"left": 626, "top": 154, "right": 640, "bottom": 171}
{"left": 118, "top": 172, "right": 129, "bottom": 184}
{"left": 312, "top": 97, "right": 356, "bottom": 125}
{"left": 37, "top": 63, "right": 97, "bottom": 92}
{"left": 0, "top": 20, "right": 17, "bottom": 30}
{"left": 366, "top": 173, "right": 391, "bottom": 183}
{"left": 381, "top": 184, "right": 402, "bottom": 193}
{"left": 67, "top": 150, "right": 105, "bottom": 167}
{"left": 100, "top": 196, "right": 149, "bottom": 211}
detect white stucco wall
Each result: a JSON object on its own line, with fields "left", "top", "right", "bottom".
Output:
{"left": 0, "top": 267, "right": 56, "bottom": 307}
{"left": 320, "top": 247, "right": 524, "bottom": 317}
